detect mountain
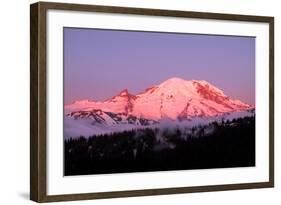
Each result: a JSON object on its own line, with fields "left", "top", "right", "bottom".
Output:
{"left": 65, "top": 77, "right": 252, "bottom": 122}
{"left": 66, "top": 109, "right": 157, "bottom": 126}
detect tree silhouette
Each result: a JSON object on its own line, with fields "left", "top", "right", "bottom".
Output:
{"left": 64, "top": 116, "right": 255, "bottom": 176}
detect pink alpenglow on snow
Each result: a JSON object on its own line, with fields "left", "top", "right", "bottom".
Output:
{"left": 65, "top": 77, "right": 252, "bottom": 121}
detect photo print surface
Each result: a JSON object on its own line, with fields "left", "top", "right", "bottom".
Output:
{"left": 63, "top": 28, "right": 255, "bottom": 176}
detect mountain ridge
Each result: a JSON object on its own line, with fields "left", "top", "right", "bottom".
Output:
{"left": 65, "top": 77, "right": 252, "bottom": 121}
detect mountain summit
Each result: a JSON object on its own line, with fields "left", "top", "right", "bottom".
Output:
{"left": 65, "top": 78, "right": 251, "bottom": 121}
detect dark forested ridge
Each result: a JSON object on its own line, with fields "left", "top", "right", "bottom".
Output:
{"left": 64, "top": 116, "right": 255, "bottom": 176}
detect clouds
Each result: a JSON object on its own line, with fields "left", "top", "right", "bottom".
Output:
{"left": 64, "top": 110, "right": 254, "bottom": 139}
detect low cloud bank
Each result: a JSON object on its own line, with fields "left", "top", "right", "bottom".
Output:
{"left": 64, "top": 110, "right": 254, "bottom": 139}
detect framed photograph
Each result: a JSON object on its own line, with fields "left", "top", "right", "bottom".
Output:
{"left": 30, "top": 1, "right": 274, "bottom": 202}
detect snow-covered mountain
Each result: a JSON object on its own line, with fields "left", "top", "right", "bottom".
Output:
{"left": 67, "top": 109, "right": 157, "bottom": 126}
{"left": 65, "top": 77, "right": 252, "bottom": 122}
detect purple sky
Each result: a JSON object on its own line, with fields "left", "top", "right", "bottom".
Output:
{"left": 64, "top": 27, "right": 255, "bottom": 105}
